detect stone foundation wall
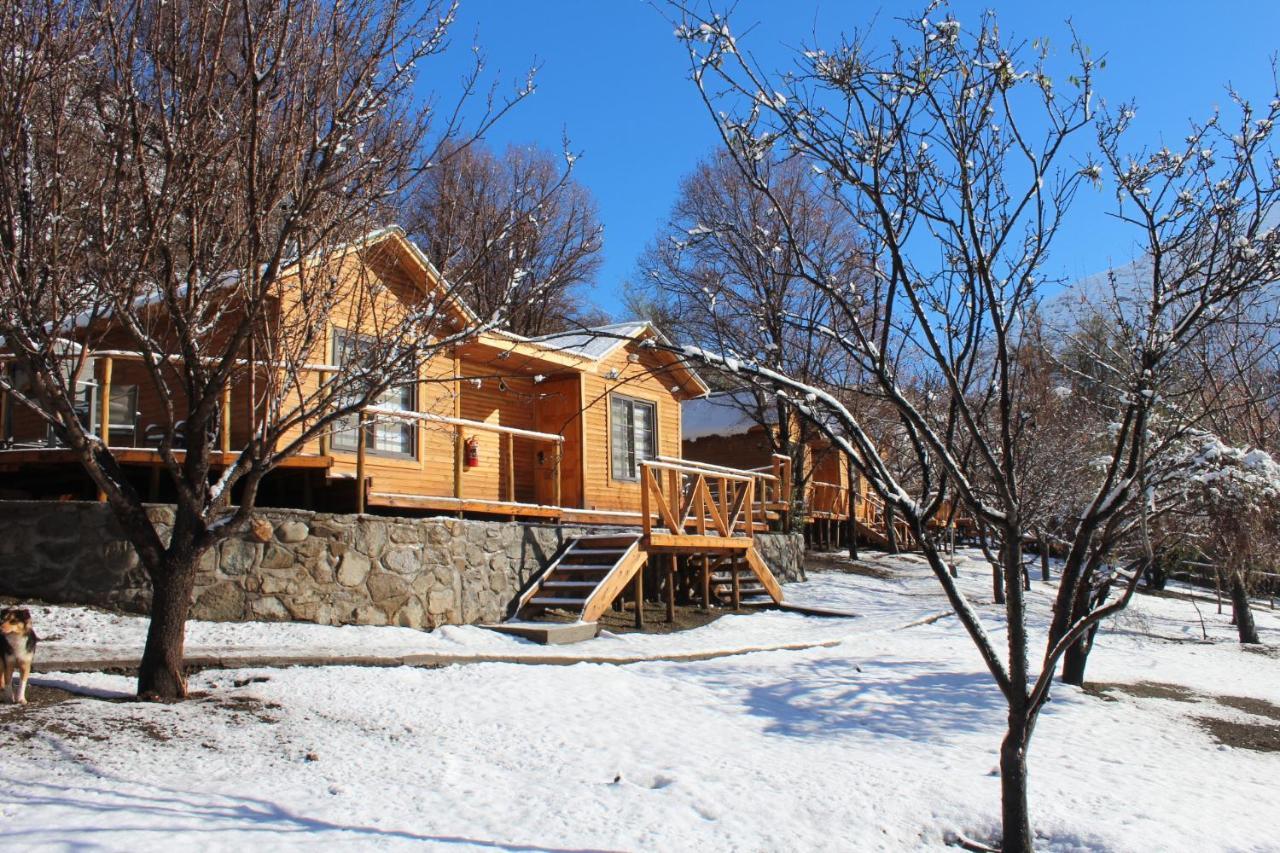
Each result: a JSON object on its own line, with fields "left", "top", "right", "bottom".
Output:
{"left": 0, "top": 501, "right": 805, "bottom": 629}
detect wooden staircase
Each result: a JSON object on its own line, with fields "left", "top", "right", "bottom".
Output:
{"left": 511, "top": 534, "right": 647, "bottom": 623}
{"left": 706, "top": 548, "right": 785, "bottom": 606}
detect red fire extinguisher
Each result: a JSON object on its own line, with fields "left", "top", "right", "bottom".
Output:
{"left": 464, "top": 436, "right": 480, "bottom": 468}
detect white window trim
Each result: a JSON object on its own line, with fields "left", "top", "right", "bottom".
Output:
{"left": 610, "top": 393, "right": 657, "bottom": 482}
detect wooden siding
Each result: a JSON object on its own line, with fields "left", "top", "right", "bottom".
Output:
{"left": 579, "top": 341, "right": 687, "bottom": 513}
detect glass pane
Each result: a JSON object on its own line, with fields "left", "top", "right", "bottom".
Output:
{"left": 635, "top": 402, "right": 655, "bottom": 462}
{"left": 109, "top": 386, "right": 137, "bottom": 429}
{"left": 330, "top": 331, "right": 414, "bottom": 456}
{"left": 611, "top": 397, "right": 632, "bottom": 480}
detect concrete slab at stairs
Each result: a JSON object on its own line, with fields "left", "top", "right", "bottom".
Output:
{"left": 483, "top": 621, "right": 600, "bottom": 645}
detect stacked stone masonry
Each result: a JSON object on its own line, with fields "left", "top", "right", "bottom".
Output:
{"left": 0, "top": 501, "right": 805, "bottom": 629}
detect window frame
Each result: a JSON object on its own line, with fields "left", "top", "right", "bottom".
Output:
{"left": 609, "top": 393, "right": 657, "bottom": 482}
{"left": 330, "top": 329, "right": 418, "bottom": 459}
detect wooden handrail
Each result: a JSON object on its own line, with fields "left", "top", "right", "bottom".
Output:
{"left": 640, "top": 458, "right": 758, "bottom": 540}
{"left": 362, "top": 405, "right": 563, "bottom": 444}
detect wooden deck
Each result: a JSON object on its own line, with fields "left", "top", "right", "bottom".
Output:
{"left": 0, "top": 446, "right": 332, "bottom": 472}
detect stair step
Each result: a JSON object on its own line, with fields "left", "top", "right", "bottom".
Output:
{"left": 542, "top": 581, "right": 598, "bottom": 588}
{"left": 568, "top": 548, "right": 629, "bottom": 557}
{"left": 575, "top": 535, "right": 641, "bottom": 547}
{"left": 531, "top": 596, "right": 588, "bottom": 606}
{"left": 553, "top": 564, "right": 615, "bottom": 572}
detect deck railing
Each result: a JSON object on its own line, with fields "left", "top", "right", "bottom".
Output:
{"left": 356, "top": 406, "right": 563, "bottom": 514}
{"left": 807, "top": 479, "right": 850, "bottom": 520}
{"left": 640, "top": 458, "right": 756, "bottom": 542}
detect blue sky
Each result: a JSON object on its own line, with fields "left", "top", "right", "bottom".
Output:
{"left": 426, "top": 1, "right": 1280, "bottom": 319}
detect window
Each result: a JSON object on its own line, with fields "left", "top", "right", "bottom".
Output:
{"left": 331, "top": 331, "right": 416, "bottom": 457}
{"left": 610, "top": 395, "right": 656, "bottom": 481}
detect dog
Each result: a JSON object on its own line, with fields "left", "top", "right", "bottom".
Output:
{"left": 0, "top": 608, "right": 38, "bottom": 705}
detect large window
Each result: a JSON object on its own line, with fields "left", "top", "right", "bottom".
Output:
{"left": 610, "top": 394, "right": 656, "bottom": 481}
{"left": 331, "top": 331, "right": 416, "bottom": 457}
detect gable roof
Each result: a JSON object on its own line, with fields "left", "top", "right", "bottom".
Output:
{"left": 527, "top": 321, "right": 710, "bottom": 397}
{"left": 526, "top": 322, "right": 651, "bottom": 361}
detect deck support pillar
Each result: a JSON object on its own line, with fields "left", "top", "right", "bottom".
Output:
{"left": 633, "top": 568, "right": 644, "bottom": 629}
{"left": 731, "top": 553, "right": 741, "bottom": 610}
{"left": 666, "top": 554, "right": 677, "bottom": 622}
{"left": 97, "top": 357, "right": 113, "bottom": 502}
{"left": 701, "top": 555, "right": 711, "bottom": 610}
{"left": 355, "top": 411, "right": 368, "bottom": 514}
{"left": 221, "top": 386, "right": 232, "bottom": 455}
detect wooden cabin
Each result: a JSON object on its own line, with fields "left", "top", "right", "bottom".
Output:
{"left": 0, "top": 228, "right": 720, "bottom": 528}
{"left": 681, "top": 390, "right": 913, "bottom": 548}
{"left": 1, "top": 227, "right": 808, "bottom": 627}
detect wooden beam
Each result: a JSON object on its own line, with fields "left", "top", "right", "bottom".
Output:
{"left": 666, "top": 554, "right": 677, "bottom": 622}
{"left": 633, "top": 567, "right": 644, "bottom": 629}
{"left": 503, "top": 431, "right": 515, "bottom": 503}
{"left": 744, "top": 545, "right": 785, "bottom": 603}
{"left": 0, "top": 365, "right": 9, "bottom": 443}
{"left": 730, "top": 553, "right": 741, "bottom": 610}
{"left": 221, "top": 385, "right": 232, "bottom": 454}
{"left": 552, "top": 446, "right": 562, "bottom": 508}
{"left": 355, "top": 411, "right": 368, "bottom": 514}
{"left": 317, "top": 369, "right": 329, "bottom": 457}
{"left": 453, "top": 424, "right": 463, "bottom": 500}
{"left": 368, "top": 493, "right": 562, "bottom": 519}
{"left": 97, "top": 356, "right": 112, "bottom": 502}
{"left": 701, "top": 555, "right": 711, "bottom": 610}
{"left": 98, "top": 356, "right": 113, "bottom": 449}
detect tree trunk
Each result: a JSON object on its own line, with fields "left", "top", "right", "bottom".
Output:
{"left": 1230, "top": 570, "right": 1260, "bottom": 645}
{"left": 137, "top": 554, "right": 200, "bottom": 699}
{"left": 1060, "top": 552, "right": 1101, "bottom": 686}
{"left": 885, "top": 504, "right": 899, "bottom": 554}
{"left": 999, "top": 710, "right": 1033, "bottom": 853}
{"left": 992, "top": 545, "right": 1006, "bottom": 605}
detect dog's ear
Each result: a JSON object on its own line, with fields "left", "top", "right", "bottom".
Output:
{"left": 14, "top": 609, "right": 31, "bottom": 624}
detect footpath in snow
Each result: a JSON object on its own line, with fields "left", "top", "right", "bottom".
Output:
{"left": 2, "top": 548, "right": 1277, "bottom": 852}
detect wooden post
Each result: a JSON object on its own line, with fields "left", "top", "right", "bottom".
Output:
{"left": 317, "top": 369, "right": 329, "bottom": 457}
{"left": 97, "top": 357, "right": 113, "bottom": 502}
{"left": 640, "top": 464, "right": 652, "bottom": 537}
{"left": 633, "top": 568, "right": 644, "bottom": 629}
{"left": 730, "top": 553, "right": 741, "bottom": 610}
{"left": 0, "top": 364, "right": 9, "bottom": 444}
{"left": 453, "top": 425, "right": 464, "bottom": 500}
{"left": 668, "top": 468, "right": 680, "bottom": 531}
{"left": 1039, "top": 531, "right": 1050, "bottom": 582}
{"left": 98, "top": 356, "right": 113, "bottom": 448}
{"left": 452, "top": 348, "right": 463, "bottom": 515}
{"left": 503, "top": 432, "right": 515, "bottom": 503}
{"left": 355, "top": 411, "right": 368, "bottom": 514}
{"left": 666, "top": 554, "right": 677, "bottom": 622}
{"left": 552, "top": 444, "right": 562, "bottom": 508}
{"left": 701, "top": 555, "right": 711, "bottom": 609}
{"left": 220, "top": 385, "right": 232, "bottom": 455}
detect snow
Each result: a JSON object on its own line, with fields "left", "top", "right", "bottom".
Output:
{"left": 3, "top": 549, "right": 1278, "bottom": 851}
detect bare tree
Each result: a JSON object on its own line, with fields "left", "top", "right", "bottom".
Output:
{"left": 408, "top": 141, "right": 605, "bottom": 336}
{"left": 668, "top": 5, "right": 1280, "bottom": 849}
{"left": 635, "top": 150, "right": 866, "bottom": 500}
{"left": 0, "top": 0, "right": 534, "bottom": 699}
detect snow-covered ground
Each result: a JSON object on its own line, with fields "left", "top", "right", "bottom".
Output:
{"left": 2, "top": 549, "right": 1277, "bottom": 851}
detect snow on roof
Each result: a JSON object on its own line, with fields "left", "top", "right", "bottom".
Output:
{"left": 681, "top": 390, "right": 776, "bottom": 441}
{"left": 525, "top": 322, "right": 652, "bottom": 361}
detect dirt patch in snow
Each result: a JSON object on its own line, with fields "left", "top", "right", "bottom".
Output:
{"left": 0, "top": 682, "right": 84, "bottom": 720}
{"left": 1215, "top": 694, "right": 1280, "bottom": 722}
{"left": 1087, "top": 681, "right": 1280, "bottom": 752}
{"left": 1086, "top": 681, "right": 1199, "bottom": 702}
{"left": 1194, "top": 716, "right": 1280, "bottom": 752}
{"left": 596, "top": 601, "right": 725, "bottom": 634}
{"left": 804, "top": 553, "right": 896, "bottom": 579}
